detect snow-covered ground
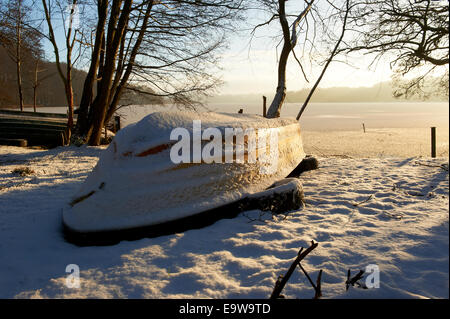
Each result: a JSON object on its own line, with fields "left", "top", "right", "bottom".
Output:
{"left": 302, "top": 128, "right": 449, "bottom": 158}
{"left": 0, "top": 128, "right": 448, "bottom": 299}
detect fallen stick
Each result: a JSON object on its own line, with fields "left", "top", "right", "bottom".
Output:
{"left": 298, "top": 263, "right": 317, "bottom": 291}
{"left": 415, "top": 161, "right": 449, "bottom": 171}
{"left": 297, "top": 262, "right": 323, "bottom": 299}
{"left": 352, "top": 194, "right": 373, "bottom": 207}
{"left": 314, "top": 269, "right": 323, "bottom": 299}
{"left": 270, "top": 241, "right": 319, "bottom": 299}
{"left": 346, "top": 269, "right": 365, "bottom": 291}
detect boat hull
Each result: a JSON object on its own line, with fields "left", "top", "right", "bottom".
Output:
{"left": 62, "top": 111, "right": 306, "bottom": 237}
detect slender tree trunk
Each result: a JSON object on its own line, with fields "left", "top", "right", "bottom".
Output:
{"left": 33, "top": 89, "right": 37, "bottom": 112}
{"left": 65, "top": 68, "right": 74, "bottom": 142}
{"left": 33, "top": 60, "right": 38, "bottom": 112}
{"left": 33, "top": 87, "right": 37, "bottom": 112}
{"left": 16, "top": 52, "right": 24, "bottom": 111}
{"left": 42, "top": 0, "right": 78, "bottom": 144}
{"left": 64, "top": 3, "right": 76, "bottom": 144}
{"left": 73, "top": 0, "right": 108, "bottom": 140}
{"left": 266, "top": 0, "right": 290, "bottom": 118}
{"left": 15, "top": 2, "right": 24, "bottom": 111}
{"left": 296, "top": 0, "right": 350, "bottom": 120}
{"left": 266, "top": 0, "right": 314, "bottom": 118}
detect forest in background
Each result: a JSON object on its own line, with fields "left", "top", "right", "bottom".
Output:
{"left": 0, "top": 46, "right": 162, "bottom": 109}
{"left": 209, "top": 81, "right": 449, "bottom": 104}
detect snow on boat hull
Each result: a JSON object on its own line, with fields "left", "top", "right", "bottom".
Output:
{"left": 62, "top": 111, "right": 306, "bottom": 241}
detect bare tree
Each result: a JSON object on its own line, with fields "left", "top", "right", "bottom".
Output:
{"left": 41, "top": 0, "right": 84, "bottom": 142}
{"left": 31, "top": 53, "right": 52, "bottom": 112}
{"left": 297, "top": 0, "right": 352, "bottom": 120}
{"left": 0, "top": 0, "right": 34, "bottom": 111}
{"left": 345, "top": 0, "right": 449, "bottom": 99}
{"left": 253, "top": 0, "right": 317, "bottom": 118}
{"left": 71, "top": 0, "right": 244, "bottom": 146}
{"left": 251, "top": 0, "right": 356, "bottom": 118}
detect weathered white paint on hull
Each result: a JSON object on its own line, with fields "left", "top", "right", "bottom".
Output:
{"left": 62, "top": 111, "right": 305, "bottom": 233}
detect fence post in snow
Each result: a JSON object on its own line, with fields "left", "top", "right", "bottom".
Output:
{"left": 114, "top": 116, "right": 121, "bottom": 132}
{"left": 431, "top": 127, "right": 436, "bottom": 158}
{"left": 263, "top": 96, "right": 267, "bottom": 117}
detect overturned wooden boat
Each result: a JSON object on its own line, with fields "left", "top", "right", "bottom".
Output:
{"left": 62, "top": 111, "right": 306, "bottom": 245}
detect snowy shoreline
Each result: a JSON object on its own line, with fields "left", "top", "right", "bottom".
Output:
{"left": 0, "top": 128, "right": 448, "bottom": 299}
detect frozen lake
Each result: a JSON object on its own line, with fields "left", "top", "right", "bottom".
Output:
{"left": 16, "top": 101, "right": 449, "bottom": 131}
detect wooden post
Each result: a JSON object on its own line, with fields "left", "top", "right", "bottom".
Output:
{"left": 263, "top": 96, "right": 267, "bottom": 117}
{"left": 362, "top": 123, "right": 366, "bottom": 133}
{"left": 431, "top": 127, "right": 436, "bottom": 158}
{"left": 114, "top": 115, "right": 121, "bottom": 132}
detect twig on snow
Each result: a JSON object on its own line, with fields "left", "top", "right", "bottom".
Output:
{"left": 270, "top": 241, "right": 319, "bottom": 299}
{"left": 352, "top": 194, "right": 373, "bottom": 207}
{"left": 414, "top": 161, "right": 449, "bottom": 171}
{"left": 314, "top": 269, "right": 323, "bottom": 299}
{"left": 346, "top": 269, "right": 366, "bottom": 291}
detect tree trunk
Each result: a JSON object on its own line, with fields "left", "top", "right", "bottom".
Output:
{"left": 16, "top": 55, "right": 24, "bottom": 111}
{"left": 65, "top": 71, "right": 74, "bottom": 143}
{"left": 15, "top": 3, "right": 24, "bottom": 112}
{"left": 296, "top": 0, "right": 350, "bottom": 120}
{"left": 266, "top": 0, "right": 314, "bottom": 118}
{"left": 88, "top": 0, "right": 133, "bottom": 146}
{"left": 73, "top": 0, "right": 108, "bottom": 141}
{"left": 33, "top": 59, "right": 38, "bottom": 112}
{"left": 104, "top": 0, "right": 154, "bottom": 127}
{"left": 33, "top": 88, "right": 37, "bottom": 112}
{"left": 64, "top": 3, "right": 77, "bottom": 144}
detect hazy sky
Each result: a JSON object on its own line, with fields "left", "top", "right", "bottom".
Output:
{"left": 214, "top": 3, "right": 397, "bottom": 95}
{"left": 216, "top": 16, "right": 395, "bottom": 95}
{"left": 41, "top": 2, "right": 397, "bottom": 96}
{"left": 218, "top": 41, "right": 394, "bottom": 95}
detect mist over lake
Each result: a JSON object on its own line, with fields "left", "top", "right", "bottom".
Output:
{"left": 113, "top": 102, "right": 449, "bottom": 131}
{"left": 27, "top": 102, "right": 448, "bottom": 131}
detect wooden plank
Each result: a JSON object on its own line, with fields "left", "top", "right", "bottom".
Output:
{"left": 5, "top": 120, "right": 67, "bottom": 128}
{"left": 0, "top": 133, "right": 62, "bottom": 141}
{"left": 0, "top": 122, "right": 68, "bottom": 130}
{"left": 0, "top": 126, "right": 66, "bottom": 134}
{"left": 0, "top": 138, "right": 27, "bottom": 147}
{"left": 0, "top": 129, "right": 65, "bottom": 140}
{"left": 0, "top": 115, "right": 72, "bottom": 124}
{"left": 0, "top": 134, "right": 59, "bottom": 145}
{"left": 0, "top": 115, "right": 67, "bottom": 125}
{"left": 0, "top": 109, "right": 75, "bottom": 119}
{"left": 0, "top": 110, "right": 75, "bottom": 147}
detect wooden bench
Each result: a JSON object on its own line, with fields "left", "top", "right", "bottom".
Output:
{"left": 0, "top": 110, "right": 121, "bottom": 147}
{"left": 0, "top": 109, "right": 74, "bottom": 147}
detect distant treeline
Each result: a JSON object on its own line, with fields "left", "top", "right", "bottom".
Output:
{"left": 209, "top": 81, "right": 448, "bottom": 104}
{"left": 0, "top": 46, "right": 162, "bottom": 109}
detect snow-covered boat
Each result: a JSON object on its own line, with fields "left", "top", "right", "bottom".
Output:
{"left": 62, "top": 111, "right": 306, "bottom": 245}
